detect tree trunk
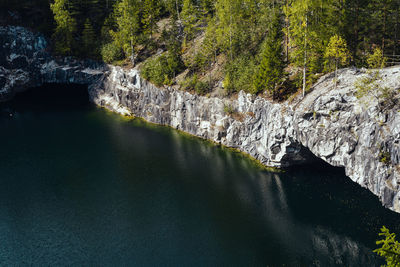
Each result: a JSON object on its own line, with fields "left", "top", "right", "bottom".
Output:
{"left": 209, "top": 60, "right": 212, "bottom": 89}
{"left": 285, "top": 0, "right": 289, "bottom": 62}
{"left": 176, "top": 0, "right": 181, "bottom": 21}
{"left": 229, "top": 7, "right": 233, "bottom": 61}
{"left": 394, "top": 6, "right": 399, "bottom": 56}
{"left": 353, "top": 3, "right": 359, "bottom": 62}
{"left": 130, "top": 39, "right": 135, "bottom": 66}
{"left": 382, "top": 2, "right": 387, "bottom": 53}
{"left": 302, "top": 15, "right": 307, "bottom": 98}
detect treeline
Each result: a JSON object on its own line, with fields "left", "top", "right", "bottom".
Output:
{"left": 0, "top": 0, "right": 54, "bottom": 35}
{"left": 7, "top": 0, "right": 400, "bottom": 97}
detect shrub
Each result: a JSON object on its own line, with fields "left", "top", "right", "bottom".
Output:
{"left": 195, "top": 80, "right": 209, "bottom": 95}
{"left": 180, "top": 74, "right": 210, "bottom": 95}
{"left": 141, "top": 52, "right": 184, "bottom": 86}
{"left": 180, "top": 74, "right": 198, "bottom": 91}
{"left": 101, "top": 42, "right": 124, "bottom": 64}
{"left": 223, "top": 104, "right": 235, "bottom": 115}
{"left": 379, "top": 146, "right": 392, "bottom": 165}
{"left": 367, "top": 47, "right": 387, "bottom": 69}
{"left": 223, "top": 56, "right": 257, "bottom": 94}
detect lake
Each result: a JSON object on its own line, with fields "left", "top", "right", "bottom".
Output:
{"left": 0, "top": 84, "right": 398, "bottom": 266}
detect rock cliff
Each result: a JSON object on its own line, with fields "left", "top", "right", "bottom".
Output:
{"left": 1, "top": 26, "right": 400, "bottom": 213}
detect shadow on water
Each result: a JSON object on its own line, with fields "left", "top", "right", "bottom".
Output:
{"left": 0, "top": 84, "right": 399, "bottom": 266}
{"left": 0, "top": 83, "right": 89, "bottom": 113}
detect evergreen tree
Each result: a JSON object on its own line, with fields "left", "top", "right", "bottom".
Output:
{"left": 253, "top": 10, "right": 286, "bottom": 96}
{"left": 42, "top": 0, "right": 400, "bottom": 96}
{"left": 50, "top": 0, "right": 77, "bottom": 55}
{"left": 163, "top": 0, "right": 182, "bottom": 20}
{"left": 284, "top": 0, "right": 336, "bottom": 96}
{"left": 142, "top": 0, "right": 161, "bottom": 36}
{"left": 374, "top": 226, "right": 400, "bottom": 266}
{"left": 341, "top": 0, "right": 369, "bottom": 64}
{"left": 214, "top": 0, "right": 242, "bottom": 60}
{"left": 110, "top": 0, "right": 142, "bottom": 65}
{"left": 199, "top": 0, "right": 215, "bottom": 16}
{"left": 82, "top": 18, "right": 97, "bottom": 57}
{"left": 181, "top": 0, "right": 198, "bottom": 46}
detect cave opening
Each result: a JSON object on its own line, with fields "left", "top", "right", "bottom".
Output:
{"left": 289, "top": 147, "right": 347, "bottom": 175}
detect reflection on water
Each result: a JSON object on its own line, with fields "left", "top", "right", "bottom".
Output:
{"left": 101, "top": 112, "right": 398, "bottom": 266}
{"left": 0, "top": 84, "right": 399, "bottom": 266}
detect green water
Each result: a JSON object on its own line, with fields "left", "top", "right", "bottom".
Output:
{"left": 0, "top": 84, "right": 399, "bottom": 266}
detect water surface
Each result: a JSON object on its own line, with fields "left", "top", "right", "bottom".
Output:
{"left": 0, "top": 84, "right": 399, "bottom": 266}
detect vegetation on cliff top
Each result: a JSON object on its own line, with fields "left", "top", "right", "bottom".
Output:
{"left": 375, "top": 226, "right": 400, "bottom": 267}
{"left": 2, "top": 0, "right": 400, "bottom": 99}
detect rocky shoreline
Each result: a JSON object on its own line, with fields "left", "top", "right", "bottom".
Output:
{"left": 2, "top": 26, "right": 400, "bottom": 213}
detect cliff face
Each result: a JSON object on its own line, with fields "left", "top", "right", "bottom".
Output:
{"left": 2, "top": 26, "right": 400, "bottom": 213}
{"left": 0, "top": 26, "right": 105, "bottom": 101}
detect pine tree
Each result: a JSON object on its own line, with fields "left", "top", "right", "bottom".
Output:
{"left": 50, "top": 0, "right": 77, "bottom": 55}
{"left": 253, "top": 10, "right": 286, "bottom": 96}
{"left": 163, "top": 0, "right": 182, "bottom": 21}
{"left": 110, "top": 0, "right": 142, "bottom": 65}
{"left": 181, "top": 0, "right": 198, "bottom": 46}
{"left": 82, "top": 18, "right": 97, "bottom": 57}
{"left": 374, "top": 226, "right": 400, "bottom": 266}
{"left": 142, "top": 0, "right": 161, "bottom": 36}
{"left": 215, "top": 0, "right": 255, "bottom": 60}
{"left": 199, "top": 0, "right": 214, "bottom": 16}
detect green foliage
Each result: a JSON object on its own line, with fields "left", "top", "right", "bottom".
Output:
{"left": 325, "top": 34, "right": 351, "bottom": 86}
{"left": 367, "top": 47, "right": 387, "bottom": 69}
{"left": 181, "top": 0, "right": 199, "bottom": 45}
{"left": 194, "top": 80, "right": 209, "bottom": 95}
{"left": 253, "top": 10, "right": 286, "bottom": 96}
{"left": 180, "top": 74, "right": 199, "bottom": 91}
{"left": 223, "top": 104, "right": 235, "bottom": 115}
{"left": 50, "top": 0, "right": 77, "bottom": 56}
{"left": 110, "top": 0, "right": 142, "bottom": 62}
{"left": 142, "top": 0, "right": 161, "bottom": 35}
{"left": 374, "top": 226, "right": 400, "bottom": 267}
{"left": 101, "top": 42, "right": 124, "bottom": 63}
{"left": 141, "top": 52, "right": 184, "bottom": 86}
{"left": 163, "top": 0, "right": 182, "bottom": 20}
{"left": 223, "top": 56, "right": 257, "bottom": 94}
{"left": 82, "top": 19, "right": 97, "bottom": 58}
{"left": 180, "top": 74, "right": 209, "bottom": 94}
{"left": 284, "top": 0, "right": 342, "bottom": 93}
{"left": 325, "top": 35, "right": 351, "bottom": 69}
{"left": 13, "top": 0, "right": 400, "bottom": 98}
{"left": 379, "top": 149, "right": 392, "bottom": 165}
{"left": 213, "top": 0, "right": 273, "bottom": 60}
{"left": 48, "top": 0, "right": 119, "bottom": 58}
{"left": 187, "top": 18, "right": 218, "bottom": 72}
